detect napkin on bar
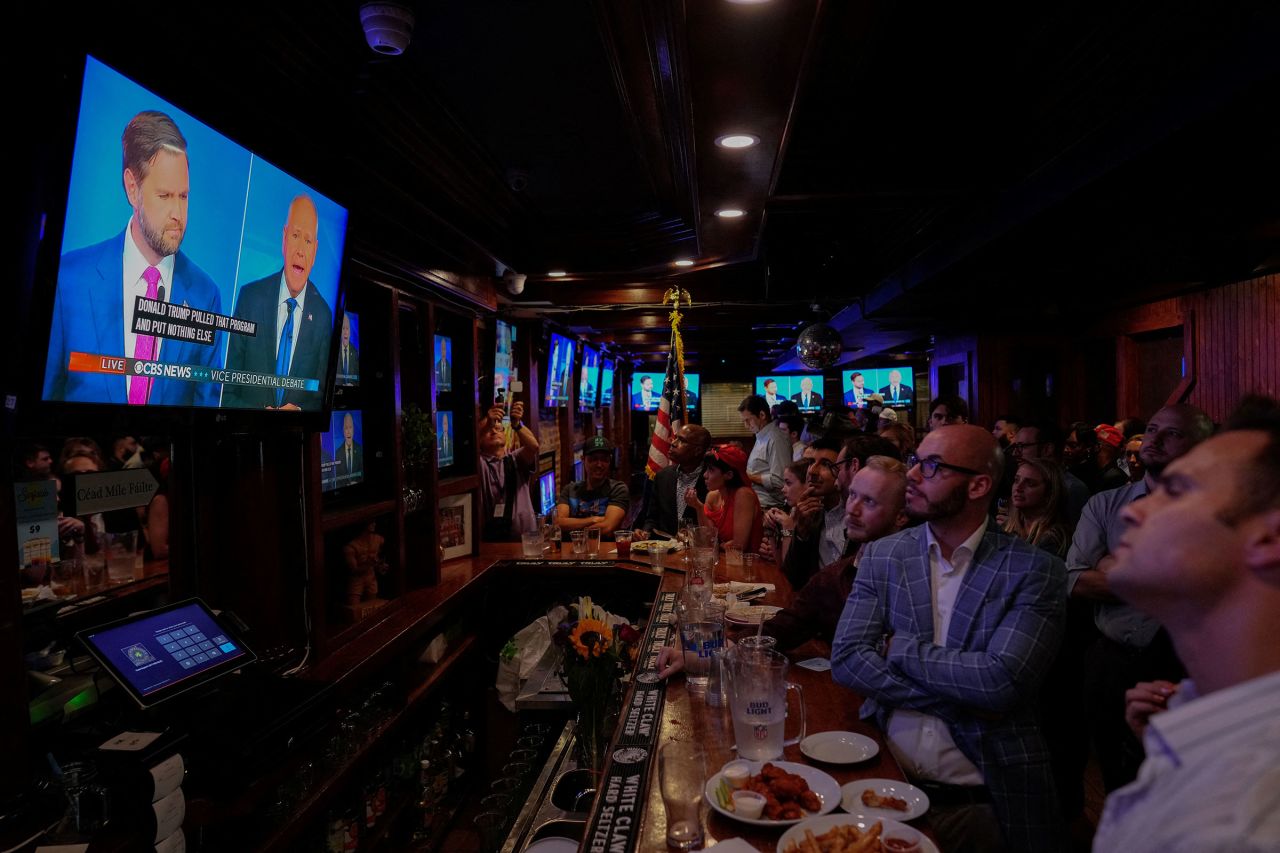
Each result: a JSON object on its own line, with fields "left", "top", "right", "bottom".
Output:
{"left": 707, "top": 840, "right": 760, "bottom": 852}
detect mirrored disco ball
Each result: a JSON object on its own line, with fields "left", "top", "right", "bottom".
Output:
{"left": 795, "top": 322, "right": 843, "bottom": 369}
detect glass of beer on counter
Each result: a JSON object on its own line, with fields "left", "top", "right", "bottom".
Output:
{"left": 659, "top": 742, "right": 707, "bottom": 850}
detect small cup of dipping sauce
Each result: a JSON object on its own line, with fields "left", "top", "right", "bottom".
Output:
{"left": 722, "top": 760, "right": 752, "bottom": 790}
{"left": 881, "top": 828, "right": 923, "bottom": 853}
{"left": 730, "top": 790, "right": 766, "bottom": 820}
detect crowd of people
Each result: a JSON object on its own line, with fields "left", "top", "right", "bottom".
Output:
{"left": 637, "top": 390, "right": 1280, "bottom": 853}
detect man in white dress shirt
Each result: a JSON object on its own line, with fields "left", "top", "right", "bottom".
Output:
{"left": 1093, "top": 395, "right": 1280, "bottom": 852}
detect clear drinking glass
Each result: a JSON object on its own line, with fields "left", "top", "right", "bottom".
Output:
{"left": 521, "top": 531, "right": 544, "bottom": 557}
{"left": 725, "top": 544, "right": 743, "bottom": 567}
{"left": 658, "top": 742, "right": 707, "bottom": 850}
{"left": 586, "top": 528, "right": 601, "bottom": 555}
{"left": 740, "top": 552, "right": 757, "bottom": 583}
{"left": 570, "top": 530, "right": 586, "bottom": 555}
{"left": 678, "top": 600, "right": 725, "bottom": 690}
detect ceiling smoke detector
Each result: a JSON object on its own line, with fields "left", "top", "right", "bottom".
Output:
{"left": 360, "top": 3, "right": 415, "bottom": 56}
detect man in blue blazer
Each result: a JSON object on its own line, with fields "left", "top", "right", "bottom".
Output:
{"left": 43, "top": 110, "right": 224, "bottom": 407}
{"left": 222, "top": 195, "right": 332, "bottom": 410}
{"left": 833, "top": 424, "right": 1067, "bottom": 852}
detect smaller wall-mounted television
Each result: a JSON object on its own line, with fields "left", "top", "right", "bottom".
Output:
{"left": 599, "top": 358, "right": 615, "bottom": 407}
{"left": 630, "top": 371, "right": 663, "bottom": 411}
{"left": 578, "top": 345, "right": 601, "bottom": 412}
{"left": 436, "top": 410, "right": 455, "bottom": 468}
{"left": 841, "top": 366, "right": 914, "bottom": 408}
{"left": 435, "top": 335, "right": 453, "bottom": 393}
{"left": 544, "top": 333, "right": 574, "bottom": 408}
{"left": 684, "top": 373, "right": 701, "bottom": 411}
{"left": 537, "top": 470, "right": 557, "bottom": 516}
{"left": 494, "top": 319, "right": 516, "bottom": 404}
{"left": 336, "top": 311, "right": 360, "bottom": 387}
{"left": 755, "top": 374, "right": 825, "bottom": 413}
{"left": 322, "top": 409, "right": 363, "bottom": 492}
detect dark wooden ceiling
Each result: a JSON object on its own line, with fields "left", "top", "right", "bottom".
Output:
{"left": 15, "top": 1, "right": 1280, "bottom": 370}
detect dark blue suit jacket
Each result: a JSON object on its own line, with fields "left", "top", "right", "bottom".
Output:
{"left": 42, "top": 230, "right": 224, "bottom": 406}
{"left": 221, "top": 272, "right": 332, "bottom": 410}
{"left": 832, "top": 526, "right": 1067, "bottom": 851}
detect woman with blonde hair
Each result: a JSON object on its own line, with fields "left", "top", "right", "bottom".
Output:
{"left": 1003, "top": 456, "right": 1073, "bottom": 557}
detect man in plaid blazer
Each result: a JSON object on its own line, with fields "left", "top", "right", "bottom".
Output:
{"left": 833, "top": 425, "right": 1067, "bottom": 853}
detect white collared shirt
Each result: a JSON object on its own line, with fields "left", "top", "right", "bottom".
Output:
{"left": 275, "top": 273, "right": 308, "bottom": 374}
{"left": 818, "top": 501, "right": 847, "bottom": 567}
{"left": 122, "top": 219, "right": 175, "bottom": 362}
{"left": 885, "top": 518, "right": 989, "bottom": 786}
{"left": 1094, "top": 670, "right": 1280, "bottom": 851}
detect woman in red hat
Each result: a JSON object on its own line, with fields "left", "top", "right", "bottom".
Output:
{"left": 684, "top": 444, "right": 763, "bottom": 553}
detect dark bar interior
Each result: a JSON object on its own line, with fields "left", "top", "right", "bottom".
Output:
{"left": 4, "top": 3, "right": 1280, "bottom": 852}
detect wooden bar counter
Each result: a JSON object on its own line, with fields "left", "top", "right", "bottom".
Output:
{"left": 507, "top": 542, "right": 934, "bottom": 853}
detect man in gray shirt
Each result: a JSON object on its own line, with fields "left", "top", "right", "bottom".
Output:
{"left": 1066, "top": 403, "right": 1214, "bottom": 792}
{"left": 738, "top": 394, "right": 791, "bottom": 511}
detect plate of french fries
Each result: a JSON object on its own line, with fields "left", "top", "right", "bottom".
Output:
{"left": 777, "top": 814, "right": 938, "bottom": 853}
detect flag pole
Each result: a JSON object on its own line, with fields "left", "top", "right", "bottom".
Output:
{"left": 663, "top": 285, "right": 691, "bottom": 416}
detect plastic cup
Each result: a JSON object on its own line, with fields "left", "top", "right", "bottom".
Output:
{"left": 521, "top": 531, "right": 544, "bottom": 557}
{"left": 613, "top": 529, "right": 633, "bottom": 559}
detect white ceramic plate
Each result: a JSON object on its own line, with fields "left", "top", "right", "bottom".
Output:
{"left": 777, "top": 814, "right": 940, "bottom": 853}
{"left": 630, "top": 539, "right": 681, "bottom": 553}
{"left": 799, "top": 731, "right": 880, "bottom": 765}
{"left": 705, "top": 760, "right": 841, "bottom": 827}
{"left": 724, "top": 605, "right": 782, "bottom": 624}
{"left": 524, "top": 838, "right": 579, "bottom": 853}
{"left": 840, "top": 777, "right": 930, "bottom": 821}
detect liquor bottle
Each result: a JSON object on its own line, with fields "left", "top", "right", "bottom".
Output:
{"left": 412, "top": 759, "right": 436, "bottom": 841}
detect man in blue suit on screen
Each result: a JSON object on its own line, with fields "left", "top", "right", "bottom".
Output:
{"left": 43, "top": 110, "right": 224, "bottom": 406}
{"left": 222, "top": 195, "right": 333, "bottom": 410}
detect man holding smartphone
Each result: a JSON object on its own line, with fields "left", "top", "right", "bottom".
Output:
{"left": 478, "top": 399, "right": 540, "bottom": 541}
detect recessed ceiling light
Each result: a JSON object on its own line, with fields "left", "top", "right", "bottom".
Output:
{"left": 715, "top": 208, "right": 747, "bottom": 219}
{"left": 547, "top": 270, "right": 567, "bottom": 277}
{"left": 674, "top": 259, "right": 695, "bottom": 267}
{"left": 715, "top": 134, "right": 759, "bottom": 149}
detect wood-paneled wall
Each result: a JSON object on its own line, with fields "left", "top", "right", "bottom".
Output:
{"left": 1108, "top": 273, "right": 1280, "bottom": 422}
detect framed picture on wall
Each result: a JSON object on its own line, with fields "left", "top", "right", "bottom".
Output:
{"left": 439, "top": 493, "right": 473, "bottom": 561}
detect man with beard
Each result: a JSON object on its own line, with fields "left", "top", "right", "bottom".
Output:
{"left": 1066, "top": 403, "right": 1214, "bottom": 793}
{"left": 833, "top": 425, "right": 1067, "bottom": 853}
{"left": 1092, "top": 397, "right": 1280, "bottom": 851}
{"left": 779, "top": 436, "right": 845, "bottom": 590}
{"left": 639, "top": 423, "right": 710, "bottom": 536}
{"left": 44, "top": 110, "right": 224, "bottom": 405}
{"left": 656, "top": 456, "right": 908, "bottom": 677}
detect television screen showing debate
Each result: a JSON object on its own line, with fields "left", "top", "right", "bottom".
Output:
{"left": 840, "top": 367, "right": 914, "bottom": 408}
{"left": 43, "top": 56, "right": 348, "bottom": 412}
{"left": 544, "top": 333, "right": 574, "bottom": 408}
{"left": 321, "top": 410, "right": 363, "bottom": 493}
{"left": 630, "top": 372, "right": 699, "bottom": 412}
{"left": 335, "top": 311, "right": 359, "bottom": 387}
{"left": 578, "top": 345, "right": 600, "bottom": 412}
{"left": 754, "top": 375, "right": 824, "bottom": 412}
{"left": 599, "top": 358, "right": 615, "bottom": 407}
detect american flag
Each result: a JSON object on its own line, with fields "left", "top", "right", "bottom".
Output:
{"left": 645, "top": 326, "right": 686, "bottom": 477}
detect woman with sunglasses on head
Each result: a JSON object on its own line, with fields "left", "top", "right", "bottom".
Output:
{"left": 684, "top": 445, "right": 764, "bottom": 553}
{"left": 1003, "top": 456, "right": 1074, "bottom": 558}
{"left": 758, "top": 459, "right": 813, "bottom": 562}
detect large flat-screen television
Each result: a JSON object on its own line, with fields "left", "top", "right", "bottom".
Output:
{"left": 841, "top": 367, "right": 914, "bottom": 408}
{"left": 335, "top": 311, "right": 360, "bottom": 388}
{"left": 322, "top": 410, "right": 363, "bottom": 492}
{"left": 544, "top": 333, "right": 574, "bottom": 408}
{"left": 494, "top": 319, "right": 516, "bottom": 404}
{"left": 599, "top": 358, "right": 615, "bottom": 407}
{"left": 755, "top": 374, "right": 825, "bottom": 413}
{"left": 578, "top": 345, "right": 601, "bottom": 412}
{"left": 41, "top": 56, "right": 348, "bottom": 419}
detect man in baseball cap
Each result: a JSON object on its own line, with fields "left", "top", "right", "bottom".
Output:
{"left": 1094, "top": 423, "right": 1129, "bottom": 492}
{"left": 556, "top": 434, "right": 630, "bottom": 537}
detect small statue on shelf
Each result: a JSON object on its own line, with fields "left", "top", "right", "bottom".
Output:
{"left": 343, "top": 522, "right": 388, "bottom": 613}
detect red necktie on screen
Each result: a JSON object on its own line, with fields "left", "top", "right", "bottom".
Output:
{"left": 128, "top": 266, "right": 161, "bottom": 405}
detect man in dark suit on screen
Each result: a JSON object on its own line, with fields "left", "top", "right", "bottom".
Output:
{"left": 222, "top": 195, "right": 332, "bottom": 410}
{"left": 337, "top": 313, "right": 359, "bottom": 384}
{"left": 790, "top": 376, "right": 823, "bottom": 410}
{"left": 435, "top": 337, "right": 451, "bottom": 390}
{"left": 334, "top": 413, "right": 363, "bottom": 479}
{"left": 43, "top": 110, "right": 224, "bottom": 406}
{"left": 878, "top": 369, "right": 913, "bottom": 404}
